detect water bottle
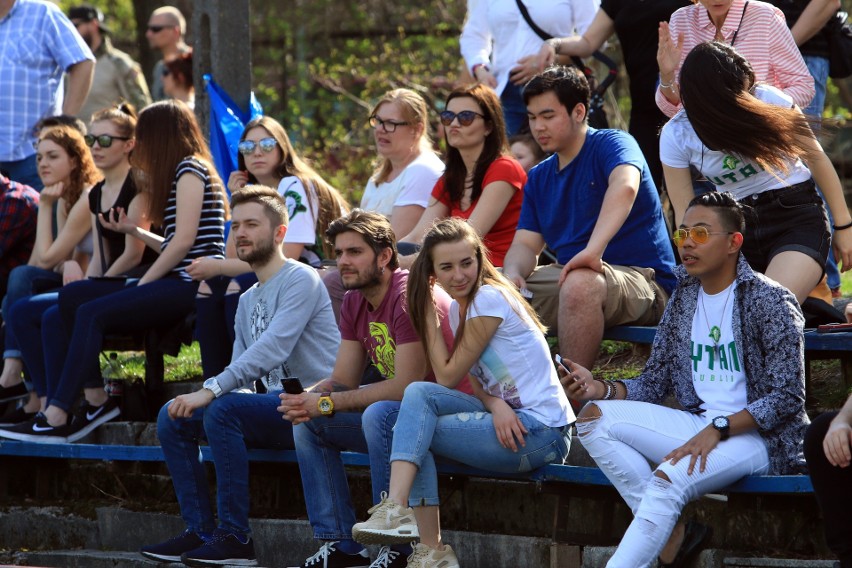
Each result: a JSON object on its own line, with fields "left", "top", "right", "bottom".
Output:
{"left": 102, "top": 353, "right": 125, "bottom": 398}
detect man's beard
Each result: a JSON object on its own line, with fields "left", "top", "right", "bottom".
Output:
{"left": 341, "top": 262, "right": 382, "bottom": 290}
{"left": 237, "top": 237, "right": 276, "bottom": 266}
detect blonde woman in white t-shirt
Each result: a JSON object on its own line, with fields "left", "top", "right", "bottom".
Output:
{"left": 661, "top": 41, "right": 852, "bottom": 303}
{"left": 350, "top": 218, "right": 574, "bottom": 567}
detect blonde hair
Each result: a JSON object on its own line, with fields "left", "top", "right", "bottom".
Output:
{"left": 151, "top": 6, "right": 186, "bottom": 35}
{"left": 369, "top": 88, "right": 435, "bottom": 185}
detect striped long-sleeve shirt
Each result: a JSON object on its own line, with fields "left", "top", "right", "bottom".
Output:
{"left": 656, "top": 0, "right": 814, "bottom": 117}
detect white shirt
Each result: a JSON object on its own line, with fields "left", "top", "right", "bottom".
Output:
{"left": 690, "top": 282, "right": 748, "bottom": 415}
{"left": 460, "top": 0, "right": 599, "bottom": 95}
{"left": 660, "top": 84, "right": 811, "bottom": 199}
{"left": 450, "top": 285, "right": 575, "bottom": 428}
{"left": 278, "top": 176, "right": 321, "bottom": 266}
{"left": 360, "top": 151, "right": 444, "bottom": 217}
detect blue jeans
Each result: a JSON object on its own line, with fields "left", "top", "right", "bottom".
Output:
{"left": 391, "top": 382, "right": 571, "bottom": 507}
{"left": 2, "top": 265, "right": 62, "bottom": 359}
{"left": 293, "top": 401, "right": 399, "bottom": 540}
{"left": 0, "top": 155, "right": 41, "bottom": 191}
{"left": 50, "top": 277, "right": 198, "bottom": 412}
{"left": 195, "top": 273, "right": 256, "bottom": 378}
{"left": 500, "top": 82, "right": 527, "bottom": 137}
{"left": 157, "top": 392, "right": 294, "bottom": 537}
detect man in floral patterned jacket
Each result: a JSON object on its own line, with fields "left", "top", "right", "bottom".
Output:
{"left": 561, "top": 191, "right": 809, "bottom": 568}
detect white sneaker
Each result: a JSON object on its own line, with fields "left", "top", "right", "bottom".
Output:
{"left": 405, "top": 543, "right": 460, "bottom": 568}
{"left": 352, "top": 493, "right": 419, "bottom": 545}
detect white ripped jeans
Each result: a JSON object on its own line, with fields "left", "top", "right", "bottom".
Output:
{"left": 577, "top": 400, "right": 770, "bottom": 568}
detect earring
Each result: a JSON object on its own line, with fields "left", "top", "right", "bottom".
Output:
{"left": 381, "top": 266, "right": 385, "bottom": 275}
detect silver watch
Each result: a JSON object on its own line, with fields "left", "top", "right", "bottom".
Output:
{"left": 203, "top": 378, "right": 223, "bottom": 398}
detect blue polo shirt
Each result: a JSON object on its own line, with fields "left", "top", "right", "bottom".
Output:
{"left": 519, "top": 128, "right": 676, "bottom": 294}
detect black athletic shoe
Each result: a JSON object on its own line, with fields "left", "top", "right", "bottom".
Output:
{"left": 0, "top": 382, "right": 28, "bottom": 404}
{"left": 0, "top": 405, "right": 37, "bottom": 427}
{"left": 141, "top": 530, "right": 206, "bottom": 563}
{"left": 66, "top": 398, "right": 121, "bottom": 442}
{"left": 297, "top": 541, "right": 370, "bottom": 568}
{"left": 180, "top": 530, "right": 258, "bottom": 566}
{"left": 0, "top": 412, "right": 74, "bottom": 443}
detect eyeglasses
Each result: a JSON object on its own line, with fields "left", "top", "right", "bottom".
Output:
{"left": 439, "top": 110, "right": 486, "bottom": 127}
{"left": 84, "top": 134, "right": 131, "bottom": 148}
{"left": 369, "top": 116, "right": 409, "bottom": 133}
{"left": 238, "top": 137, "right": 278, "bottom": 155}
{"left": 672, "top": 226, "right": 735, "bottom": 247}
{"left": 147, "top": 25, "right": 168, "bottom": 33}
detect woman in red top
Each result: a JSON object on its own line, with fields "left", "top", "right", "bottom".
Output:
{"left": 398, "top": 83, "right": 526, "bottom": 268}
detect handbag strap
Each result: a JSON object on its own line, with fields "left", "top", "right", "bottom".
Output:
{"left": 730, "top": 1, "right": 749, "bottom": 46}
{"left": 92, "top": 181, "right": 109, "bottom": 275}
{"left": 513, "top": 0, "right": 586, "bottom": 73}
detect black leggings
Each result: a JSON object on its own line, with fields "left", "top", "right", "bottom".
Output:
{"left": 804, "top": 411, "right": 852, "bottom": 567}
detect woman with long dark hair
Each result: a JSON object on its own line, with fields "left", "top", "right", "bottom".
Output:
{"left": 0, "top": 100, "right": 227, "bottom": 443}
{"left": 661, "top": 41, "right": 851, "bottom": 302}
{"left": 398, "top": 83, "right": 526, "bottom": 268}
{"left": 351, "top": 218, "right": 574, "bottom": 566}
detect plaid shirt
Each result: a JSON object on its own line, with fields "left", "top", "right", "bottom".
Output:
{"left": 0, "top": 0, "right": 94, "bottom": 161}
{"left": 0, "top": 174, "right": 39, "bottom": 285}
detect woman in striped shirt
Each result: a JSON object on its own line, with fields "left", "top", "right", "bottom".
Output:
{"left": 1, "top": 100, "right": 227, "bottom": 444}
{"left": 656, "top": 0, "right": 814, "bottom": 117}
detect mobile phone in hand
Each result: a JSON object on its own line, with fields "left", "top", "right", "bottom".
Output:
{"left": 554, "top": 354, "right": 572, "bottom": 375}
{"left": 282, "top": 377, "right": 304, "bottom": 394}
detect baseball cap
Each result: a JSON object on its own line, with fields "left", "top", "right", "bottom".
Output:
{"left": 69, "top": 5, "right": 112, "bottom": 34}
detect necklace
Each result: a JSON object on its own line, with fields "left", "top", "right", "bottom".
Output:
{"left": 698, "top": 283, "right": 735, "bottom": 359}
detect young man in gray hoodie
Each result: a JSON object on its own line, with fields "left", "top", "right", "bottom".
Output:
{"left": 141, "top": 185, "right": 340, "bottom": 567}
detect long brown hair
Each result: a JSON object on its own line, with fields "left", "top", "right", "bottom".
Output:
{"left": 442, "top": 84, "right": 510, "bottom": 206}
{"left": 407, "top": 218, "right": 545, "bottom": 359}
{"left": 37, "top": 125, "right": 99, "bottom": 213}
{"left": 239, "top": 116, "right": 349, "bottom": 258}
{"left": 679, "top": 42, "right": 816, "bottom": 175}
{"left": 370, "top": 88, "right": 435, "bottom": 185}
{"left": 131, "top": 100, "right": 227, "bottom": 227}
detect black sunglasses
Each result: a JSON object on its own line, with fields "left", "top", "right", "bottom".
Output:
{"left": 369, "top": 116, "right": 410, "bottom": 133}
{"left": 147, "top": 25, "right": 168, "bottom": 33}
{"left": 238, "top": 137, "right": 278, "bottom": 155}
{"left": 440, "top": 110, "right": 486, "bottom": 127}
{"left": 84, "top": 134, "right": 131, "bottom": 148}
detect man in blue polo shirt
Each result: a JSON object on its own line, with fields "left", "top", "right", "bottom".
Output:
{"left": 503, "top": 65, "right": 676, "bottom": 372}
{"left": 0, "top": 0, "right": 94, "bottom": 190}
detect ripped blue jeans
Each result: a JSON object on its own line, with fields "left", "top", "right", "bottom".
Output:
{"left": 577, "top": 400, "right": 769, "bottom": 568}
{"left": 390, "top": 382, "right": 571, "bottom": 507}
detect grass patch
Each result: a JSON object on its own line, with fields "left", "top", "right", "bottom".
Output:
{"left": 106, "top": 342, "right": 203, "bottom": 384}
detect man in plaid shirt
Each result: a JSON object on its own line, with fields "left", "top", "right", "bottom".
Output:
{"left": 0, "top": 174, "right": 39, "bottom": 308}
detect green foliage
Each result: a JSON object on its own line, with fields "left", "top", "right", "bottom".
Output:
{"left": 115, "top": 342, "right": 202, "bottom": 383}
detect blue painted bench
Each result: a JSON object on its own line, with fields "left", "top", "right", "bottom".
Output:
{"left": 0, "top": 440, "right": 813, "bottom": 494}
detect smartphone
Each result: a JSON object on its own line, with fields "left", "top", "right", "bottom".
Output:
{"left": 817, "top": 323, "right": 852, "bottom": 333}
{"left": 282, "top": 377, "right": 304, "bottom": 394}
{"left": 554, "top": 354, "right": 572, "bottom": 375}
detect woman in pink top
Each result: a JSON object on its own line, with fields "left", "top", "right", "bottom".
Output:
{"left": 656, "top": 0, "right": 814, "bottom": 117}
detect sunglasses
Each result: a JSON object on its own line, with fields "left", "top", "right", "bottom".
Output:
{"left": 238, "top": 137, "right": 278, "bottom": 155}
{"left": 147, "top": 25, "right": 168, "bottom": 33}
{"left": 84, "top": 134, "right": 131, "bottom": 148}
{"left": 440, "top": 110, "right": 486, "bottom": 127}
{"left": 672, "top": 226, "right": 735, "bottom": 247}
{"left": 369, "top": 116, "right": 409, "bottom": 133}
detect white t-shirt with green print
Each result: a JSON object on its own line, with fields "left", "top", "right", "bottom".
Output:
{"left": 277, "top": 176, "right": 321, "bottom": 267}
{"left": 660, "top": 84, "right": 811, "bottom": 200}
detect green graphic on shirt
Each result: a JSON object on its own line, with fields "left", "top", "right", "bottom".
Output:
{"left": 691, "top": 340, "right": 741, "bottom": 373}
{"left": 722, "top": 155, "right": 740, "bottom": 171}
{"left": 284, "top": 189, "right": 307, "bottom": 220}
{"left": 369, "top": 322, "right": 396, "bottom": 379}
{"left": 708, "top": 326, "right": 721, "bottom": 344}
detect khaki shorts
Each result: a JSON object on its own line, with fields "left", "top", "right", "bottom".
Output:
{"left": 524, "top": 263, "right": 669, "bottom": 335}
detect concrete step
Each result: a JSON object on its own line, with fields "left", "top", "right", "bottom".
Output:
{"left": 15, "top": 550, "right": 183, "bottom": 567}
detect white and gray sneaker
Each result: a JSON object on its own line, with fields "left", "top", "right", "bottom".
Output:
{"left": 352, "top": 493, "right": 419, "bottom": 545}
{"left": 405, "top": 543, "right": 460, "bottom": 568}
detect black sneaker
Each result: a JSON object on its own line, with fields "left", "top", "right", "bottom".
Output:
{"left": 298, "top": 541, "right": 370, "bottom": 568}
{"left": 180, "top": 530, "right": 258, "bottom": 566}
{"left": 0, "top": 405, "right": 37, "bottom": 427}
{"left": 66, "top": 398, "right": 121, "bottom": 443}
{"left": 140, "top": 530, "right": 206, "bottom": 563}
{"left": 368, "top": 546, "right": 408, "bottom": 568}
{"left": 0, "top": 382, "right": 28, "bottom": 404}
{"left": 0, "top": 412, "right": 74, "bottom": 443}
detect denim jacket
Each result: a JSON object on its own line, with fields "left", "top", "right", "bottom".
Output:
{"left": 625, "top": 255, "right": 809, "bottom": 474}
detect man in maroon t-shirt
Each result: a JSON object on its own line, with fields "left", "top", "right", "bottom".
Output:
{"left": 280, "top": 210, "right": 467, "bottom": 568}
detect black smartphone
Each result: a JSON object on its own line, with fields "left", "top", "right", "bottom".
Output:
{"left": 282, "top": 377, "right": 304, "bottom": 394}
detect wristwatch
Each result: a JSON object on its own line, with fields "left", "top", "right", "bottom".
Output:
{"left": 318, "top": 392, "right": 335, "bottom": 416}
{"left": 202, "top": 378, "right": 223, "bottom": 398}
{"left": 711, "top": 416, "right": 730, "bottom": 441}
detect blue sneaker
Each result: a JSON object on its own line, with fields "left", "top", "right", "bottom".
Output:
{"left": 181, "top": 530, "right": 258, "bottom": 566}
{"left": 140, "top": 530, "right": 205, "bottom": 562}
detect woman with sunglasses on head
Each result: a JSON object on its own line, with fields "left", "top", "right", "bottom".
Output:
{"left": 1, "top": 104, "right": 156, "bottom": 427}
{"left": 397, "top": 83, "right": 526, "bottom": 269}
{"left": 351, "top": 218, "right": 573, "bottom": 566}
{"left": 0, "top": 124, "right": 99, "bottom": 424}
{"left": 0, "top": 100, "right": 227, "bottom": 443}
{"left": 661, "top": 41, "right": 851, "bottom": 303}
{"left": 186, "top": 115, "right": 349, "bottom": 377}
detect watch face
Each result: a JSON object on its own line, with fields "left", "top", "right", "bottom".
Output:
{"left": 713, "top": 417, "right": 728, "bottom": 429}
{"left": 319, "top": 399, "right": 332, "bottom": 412}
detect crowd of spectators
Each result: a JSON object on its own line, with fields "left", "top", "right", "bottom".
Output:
{"left": 1, "top": 0, "right": 852, "bottom": 567}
